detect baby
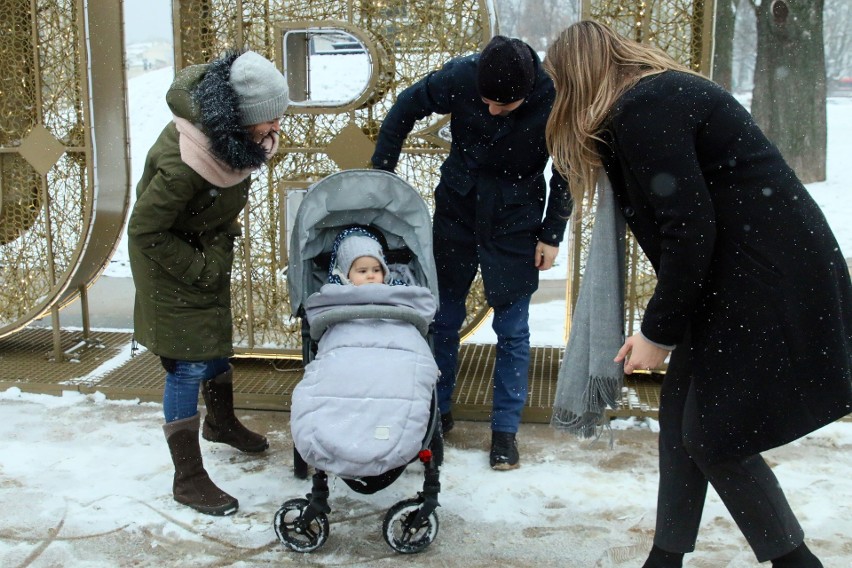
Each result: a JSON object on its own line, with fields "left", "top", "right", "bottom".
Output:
{"left": 328, "top": 227, "right": 393, "bottom": 286}
{"left": 290, "top": 225, "right": 439, "bottom": 479}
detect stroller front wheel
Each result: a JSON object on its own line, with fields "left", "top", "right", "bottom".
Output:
{"left": 382, "top": 498, "right": 439, "bottom": 554}
{"left": 274, "top": 498, "right": 329, "bottom": 553}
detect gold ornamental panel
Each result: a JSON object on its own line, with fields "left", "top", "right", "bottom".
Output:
{"left": 0, "top": 0, "right": 718, "bottom": 360}
{"left": 173, "top": 0, "right": 495, "bottom": 356}
{"left": 583, "top": 0, "right": 714, "bottom": 72}
{"left": 0, "top": 0, "right": 130, "bottom": 340}
{"left": 570, "top": 1, "right": 715, "bottom": 335}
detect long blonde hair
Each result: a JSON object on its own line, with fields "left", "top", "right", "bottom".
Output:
{"left": 544, "top": 20, "right": 696, "bottom": 205}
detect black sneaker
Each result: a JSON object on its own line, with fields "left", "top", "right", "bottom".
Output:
{"left": 489, "top": 431, "right": 520, "bottom": 470}
{"left": 440, "top": 411, "right": 454, "bottom": 434}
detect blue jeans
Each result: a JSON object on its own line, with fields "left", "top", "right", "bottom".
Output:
{"left": 162, "top": 357, "right": 230, "bottom": 422}
{"left": 434, "top": 293, "right": 531, "bottom": 433}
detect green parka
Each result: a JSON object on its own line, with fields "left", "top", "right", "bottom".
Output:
{"left": 128, "top": 54, "right": 267, "bottom": 360}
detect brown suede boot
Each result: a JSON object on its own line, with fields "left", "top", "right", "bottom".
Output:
{"left": 163, "top": 414, "right": 238, "bottom": 516}
{"left": 201, "top": 366, "right": 269, "bottom": 453}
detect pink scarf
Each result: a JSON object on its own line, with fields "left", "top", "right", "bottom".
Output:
{"left": 173, "top": 115, "right": 278, "bottom": 187}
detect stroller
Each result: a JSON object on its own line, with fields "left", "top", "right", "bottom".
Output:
{"left": 274, "top": 169, "right": 444, "bottom": 554}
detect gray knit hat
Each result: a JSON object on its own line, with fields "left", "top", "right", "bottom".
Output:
{"left": 335, "top": 235, "right": 389, "bottom": 283}
{"left": 229, "top": 51, "right": 289, "bottom": 126}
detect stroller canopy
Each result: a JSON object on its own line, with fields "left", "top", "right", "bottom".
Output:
{"left": 288, "top": 169, "right": 438, "bottom": 316}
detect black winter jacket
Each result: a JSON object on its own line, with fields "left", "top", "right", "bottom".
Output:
{"left": 372, "top": 49, "right": 571, "bottom": 306}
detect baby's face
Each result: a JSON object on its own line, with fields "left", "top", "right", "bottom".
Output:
{"left": 348, "top": 256, "right": 385, "bottom": 285}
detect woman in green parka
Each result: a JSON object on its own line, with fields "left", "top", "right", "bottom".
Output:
{"left": 128, "top": 50, "right": 287, "bottom": 516}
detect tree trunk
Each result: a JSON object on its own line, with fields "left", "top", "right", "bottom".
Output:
{"left": 751, "top": 0, "right": 826, "bottom": 183}
{"left": 713, "top": 0, "right": 736, "bottom": 90}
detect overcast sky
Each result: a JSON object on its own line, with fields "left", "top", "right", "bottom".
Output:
{"left": 123, "top": 0, "right": 173, "bottom": 44}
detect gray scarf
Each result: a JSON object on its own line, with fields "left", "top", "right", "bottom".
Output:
{"left": 552, "top": 170, "right": 626, "bottom": 437}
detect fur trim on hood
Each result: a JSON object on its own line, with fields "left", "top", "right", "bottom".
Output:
{"left": 191, "top": 50, "right": 270, "bottom": 170}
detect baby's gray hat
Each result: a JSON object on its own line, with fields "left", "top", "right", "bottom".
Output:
{"left": 229, "top": 51, "right": 289, "bottom": 126}
{"left": 335, "top": 235, "right": 389, "bottom": 282}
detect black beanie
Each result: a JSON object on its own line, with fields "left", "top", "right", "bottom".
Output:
{"left": 477, "top": 36, "right": 536, "bottom": 103}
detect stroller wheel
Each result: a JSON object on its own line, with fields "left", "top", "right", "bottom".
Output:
{"left": 382, "top": 498, "right": 439, "bottom": 554}
{"left": 273, "top": 498, "right": 329, "bottom": 553}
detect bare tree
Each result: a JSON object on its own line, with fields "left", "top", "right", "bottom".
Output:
{"left": 492, "top": 0, "right": 580, "bottom": 52}
{"left": 493, "top": 0, "right": 522, "bottom": 37}
{"left": 749, "top": 0, "right": 826, "bottom": 183}
{"left": 732, "top": 3, "right": 758, "bottom": 92}
{"left": 824, "top": 0, "right": 852, "bottom": 87}
{"left": 713, "top": 0, "right": 737, "bottom": 90}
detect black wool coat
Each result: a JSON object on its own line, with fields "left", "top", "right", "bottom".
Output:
{"left": 371, "top": 49, "right": 572, "bottom": 306}
{"left": 599, "top": 70, "right": 852, "bottom": 462}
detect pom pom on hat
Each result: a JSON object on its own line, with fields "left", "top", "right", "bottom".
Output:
{"left": 229, "top": 51, "right": 289, "bottom": 126}
{"left": 477, "top": 36, "right": 536, "bottom": 103}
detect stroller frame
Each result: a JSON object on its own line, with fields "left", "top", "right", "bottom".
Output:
{"left": 274, "top": 170, "right": 444, "bottom": 554}
{"left": 278, "top": 372, "right": 443, "bottom": 553}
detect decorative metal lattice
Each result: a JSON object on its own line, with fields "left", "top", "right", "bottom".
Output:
{"left": 0, "top": 0, "right": 129, "bottom": 344}
{"left": 0, "top": 0, "right": 716, "bottom": 360}
{"left": 173, "top": 0, "right": 495, "bottom": 355}
{"left": 570, "top": 0, "right": 714, "bottom": 335}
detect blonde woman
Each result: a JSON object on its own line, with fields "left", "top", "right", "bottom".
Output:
{"left": 545, "top": 21, "right": 851, "bottom": 567}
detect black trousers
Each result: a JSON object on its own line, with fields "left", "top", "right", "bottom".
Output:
{"left": 653, "top": 338, "right": 804, "bottom": 562}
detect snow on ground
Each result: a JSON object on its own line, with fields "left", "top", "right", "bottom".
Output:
{"left": 1, "top": 387, "right": 850, "bottom": 567}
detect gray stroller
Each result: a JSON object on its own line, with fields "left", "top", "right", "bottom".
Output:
{"left": 274, "top": 169, "right": 444, "bottom": 554}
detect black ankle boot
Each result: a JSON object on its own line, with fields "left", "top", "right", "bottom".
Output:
{"left": 772, "top": 543, "right": 823, "bottom": 568}
{"left": 440, "top": 411, "right": 454, "bottom": 434}
{"left": 642, "top": 545, "right": 684, "bottom": 568}
{"left": 489, "top": 431, "right": 519, "bottom": 470}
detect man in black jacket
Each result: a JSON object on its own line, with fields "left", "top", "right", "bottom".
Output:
{"left": 371, "top": 36, "right": 571, "bottom": 470}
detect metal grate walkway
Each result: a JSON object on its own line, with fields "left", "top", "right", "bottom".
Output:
{"left": 0, "top": 328, "right": 661, "bottom": 422}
